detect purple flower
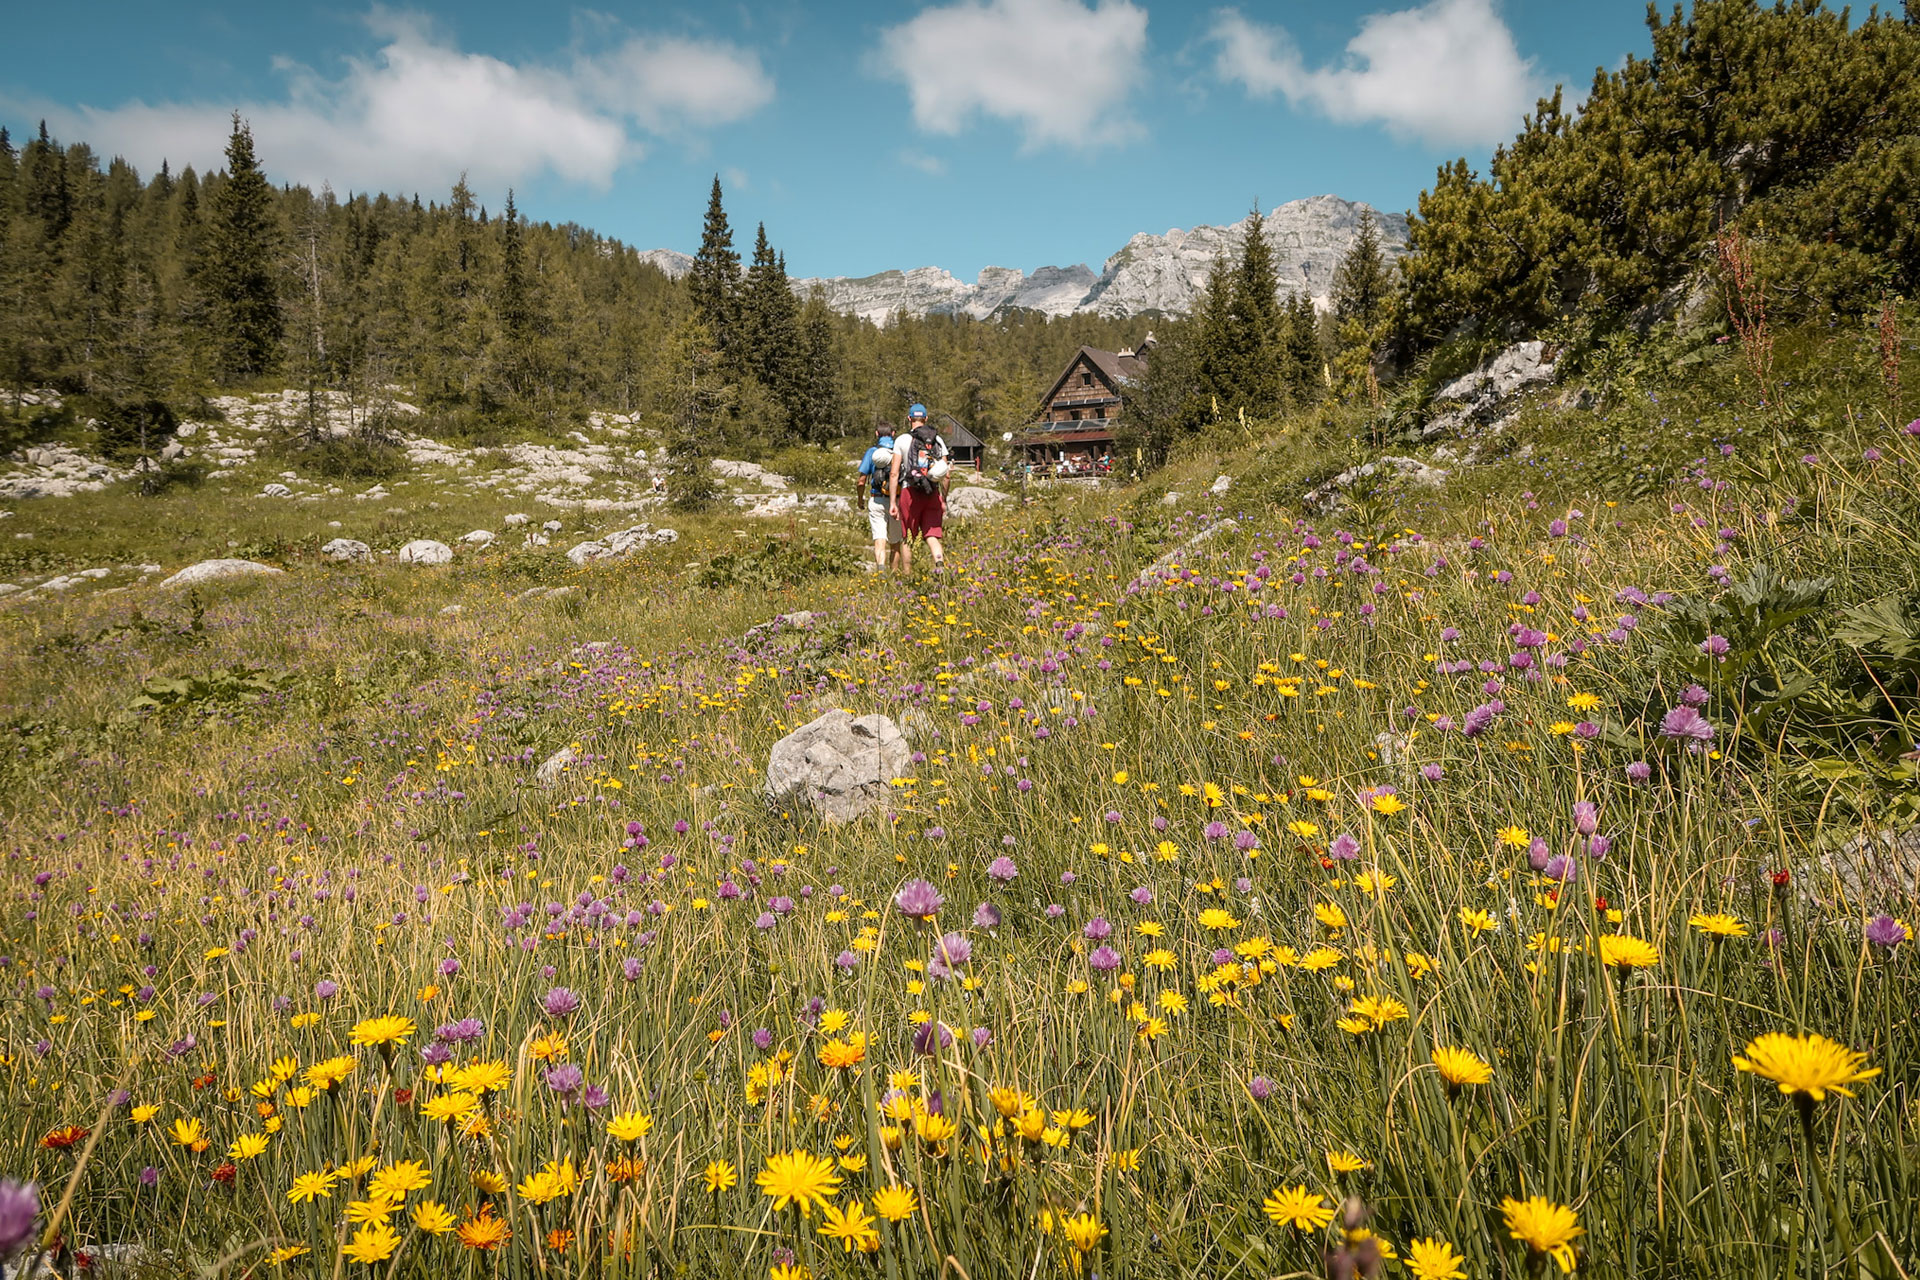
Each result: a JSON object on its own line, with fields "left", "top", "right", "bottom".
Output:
{"left": 1129, "top": 886, "right": 1154, "bottom": 906}
{"left": 541, "top": 987, "right": 581, "bottom": 1019}
{"left": 1527, "top": 838, "right": 1551, "bottom": 872}
{"left": 754, "top": 912, "right": 777, "bottom": 930}
{"left": 1572, "top": 801, "right": 1598, "bottom": 836}
{"left": 1660, "top": 705, "right": 1715, "bottom": 749}
{"left": 1543, "top": 855, "right": 1577, "bottom": 883}
{"left": 435, "top": 1017, "right": 484, "bottom": 1043}
{"left": 314, "top": 979, "right": 339, "bottom": 1000}
{"left": 895, "top": 879, "right": 944, "bottom": 919}
{"left": 972, "top": 902, "right": 1002, "bottom": 929}
{"left": 1699, "top": 634, "right": 1730, "bottom": 658}
{"left": 1420, "top": 764, "right": 1445, "bottom": 783}
{"left": 970, "top": 1026, "right": 993, "bottom": 1049}
{"left": 986, "top": 856, "right": 1018, "bottom": 883}
{"left": 835, "top": 950, "right": 859, "bottom": 971}
{"left": 929, "top": 932, "right": 973, "bottom": 979}
{"left": 166, "top": 1035, "right": 197, "bottom": 1059}
{"left": 1865, "top": 915, "right": 1909, "bottom": 948}
{"left": 752, "top": 1028, "right": 773, "bottom": 1050}
{"left": 912, "top": 1021, "right": 955, "bottom": 1055}
{"left": 138, "top": 1167, "right": 158, "bottom": 1188}
{"left": 1681, "top": 683, "right": 1711, "bottom": 707}
{"left": 1248, "top": 1076, "right": 1274, "bottom": 1103}
{"left": 1083, "top": 917, "right": 1113, "bottom": 941}
{"left": 421, "top": 1043, "right": 453, "bottom": 1066}
{"left": 1088, "top": 945, "right": 1121, "bottom": 972}
{"left": 543, "top": 1064, "right": 584, "bottom": 1096}
{"left": 582, "top": 1085, "right": 611, "bottom": 1110}
{"left": 1233, "top": 829, "right": 1259, "bottom": 852}
{"left": 0, "top": 1181, "right": 37, "bottom": 1261}
{"left": 622, "top": 956, "right": 643, "bottom": 981}
{"left": 1203, "top": 820, "right": 1229, "bottom": 841}
{"left": 1044, "top": 903, "right": 1065, "bottom": 918}
{"left": 1626, "top": 760, "right": 1653, "bottom": 783}
{"left": 1329, "top": 833, "right": 1360, "bottom": 862}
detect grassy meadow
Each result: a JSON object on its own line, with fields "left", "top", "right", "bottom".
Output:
{"left": 2, "top": 319, "right": 1918, "bottom": 1280}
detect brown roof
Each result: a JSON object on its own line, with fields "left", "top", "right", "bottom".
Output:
{"left": 1033, "top": 345, "right": 1147, "bottom": 420}
{"left": 935, "top": 413, "right": 985, "bottom": 449}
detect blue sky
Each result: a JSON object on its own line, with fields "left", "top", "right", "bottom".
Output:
{"left": 3, "top": 1, "right": 1653, "bottom": 280}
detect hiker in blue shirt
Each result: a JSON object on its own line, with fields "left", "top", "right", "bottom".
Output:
{"left": 858, "top": 422, "right": 905, "bottom": 573}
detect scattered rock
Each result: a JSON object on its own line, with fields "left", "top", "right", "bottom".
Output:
{"left": 159, "top": 559, "right": 284, "bottom": 588}
{"left": 945, "top": 486, "right": 1013, "bottom": 518}
{"left": 1133, "top": 519, "right": 1241, "bottom": 588}
{"left": 536, "top": 746, "right": 578, "bottom": 785}
{"left": 1421, "top": 340, "right": 1556, "bottom": 441}
{"left": 1813, "top": 827, "right": 1920, "bottom": 907}
{"left": 321, "top": 538, "right": 372, "bottom": 562}
{"left": 503, "top": 513, "right": 531, "bottom": 526}
{"left": 396, "top": 540, "right": 454, "bottom": 565}
{"left": 1210, "top": 474, "right": 1233, "bottom": 494}
{"left": 764, "top": 710, "right": 911, "bottom": 823}
{"left": 439, "top": 604, "right": 464, "bottom": 616}
{"left": 459, "top": 529, "right": 496, "bottom": 545}
{"left": 1160, "top": 492, "right": 1183, "bottom": 506}
{"left": 1303, "top": 457, "right": 1449, "bottom": 512}
{"left": 260, "top": 482, "right": 293, "bottom": 498}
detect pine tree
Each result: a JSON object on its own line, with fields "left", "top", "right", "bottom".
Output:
{"left": 1191, "top": 254, "right": 1237, "bottom": 424}
{"left": 204, "top": 113, "right": 282, "bottom": 378}
{"left": 687, "top": 176, "right": 740, "bottom": 360}
{"left": 789, "top": 289, "right": 845, "bottom": 442}
{"left": 1282, "top": 294, "right": 1322, "bottom": 408}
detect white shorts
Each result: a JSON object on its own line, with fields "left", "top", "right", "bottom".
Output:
{"left": 867, "top": 496, "right": 903, "bottom": 543}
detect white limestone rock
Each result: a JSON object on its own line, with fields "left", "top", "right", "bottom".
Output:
{"left": 396, "top": 540, "right": 454, "bottom": 565}
{"left": 764, "top": 710, "right": 911, "bottom": 823}
{"left": 160, "top": 559, "right": 284, "bottom": 588}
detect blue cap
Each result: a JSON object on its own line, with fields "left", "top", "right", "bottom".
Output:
{"left": 908, "top": 403, "right": 927, "bottom": 420}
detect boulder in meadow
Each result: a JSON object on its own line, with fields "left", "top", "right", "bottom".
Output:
{"left": 396, "top": 540, "right": 454, "bottom": 565}
{"left": 321, "top": 538, "right": 371, "bottom": 562}
{"left": 765, "top": 709, "right": 910, "bottom": 823}
{"left": 159, "top": 559, "right": 284, "bottom": 588}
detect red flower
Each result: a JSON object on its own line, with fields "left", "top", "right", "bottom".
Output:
{"left": 394, "top": 1087, "right": 415, "bottom": 1107}
{"left": 1593, "top": 897, "right": 1609, "bottom": 912}
{"left": 1770, "top": 868, "right": 1792, "bottom": 887}
{"left": 210, "top": 1162, "right": 237, "bottom": 1186}
{"left": 41, "top": 1125, "right": 89, "bottom": 1149}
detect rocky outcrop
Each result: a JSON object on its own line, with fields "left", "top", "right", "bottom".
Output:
{"left": 159, "top": 559, "right": 284, "bottom": 588}
{"left": 564, "top": 524, "right": 679, "bottom": 565}
{"left": 1133, "top": 519, "right": 1241, "bottom": 588}
{"left": 1420, "top": 341, "right": 1557, "bottom": 443}
{"left": 945, "top": 486, "right": 1013, "bottom": 518}
{"left": 0, "top": 443, "right": 128, "bottom": 498}
{"left": 1304, "top": 457, "right": 1449, "bottom": 512}
{"left": 765, "top": 710, "right": 911, "bottom": 823}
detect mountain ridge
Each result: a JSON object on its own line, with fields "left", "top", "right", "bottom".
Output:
{"left": 637, "top": 194, "right": 1408, "bottom": 323}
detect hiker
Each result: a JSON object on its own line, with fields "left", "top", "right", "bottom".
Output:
{"left": 888, "top": 403, "right": 951, "bottom": 574}
{"left": 858, "top": 422, "right": 904, "bottom": 572}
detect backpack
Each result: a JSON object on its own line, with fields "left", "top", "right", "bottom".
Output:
{"left": 902, "top": 425, "right": 941, "bottom": 495}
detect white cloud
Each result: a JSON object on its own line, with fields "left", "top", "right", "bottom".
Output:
{"left": 31, "top": 11, "right": 770, "bottom": 196}
{"left": 875, "top": 0, "right": 1149, "bottom": 149}
{"left": 1209, "top": 0, "right": 1548, "bottom": 148}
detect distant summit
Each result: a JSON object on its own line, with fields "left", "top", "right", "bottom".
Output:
{"left": 636, "top": 196, "right": 1407, "bottom": 322}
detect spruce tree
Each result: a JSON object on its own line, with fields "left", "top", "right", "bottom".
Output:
{"left": 790, "top": 289, "right": 845, "bottom": 442}
{"left": 1191, "top": 254, "right": 1237, "bottom": 425}
{"left": 205, "top": 113, "right": 282, "bottom": 379}
{"left": 1282, "top": 294, "right": 1322, "bottom": 408}
{"left": 1221, "top": 207, "right": 1284, "bottom": 415}
{"left": 687, "top": 176, "right": 740, "bottom": 359}
{"left": 661, "top": 315, "right": 732, "bottom": 511}
{"left": 1332, "top": 209, "right": 1391, "bottom": 329}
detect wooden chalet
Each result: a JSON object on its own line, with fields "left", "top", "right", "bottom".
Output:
{"left": 937, "top": 413, "right": 985, "bottom": 471}
{"left": 1016, "top": 337, "right": 1153, "bottom": 470}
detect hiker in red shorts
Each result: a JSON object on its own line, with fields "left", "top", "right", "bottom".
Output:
{"left": 887, "top": 403, "right": 950, "bottom": 574}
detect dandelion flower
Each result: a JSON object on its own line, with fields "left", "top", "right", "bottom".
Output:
{"left": 1597, "top": 935, "right": 1661, "bottom": 969}
{"left": 412, "top": 1201, "right": 457, "bottom": 1235}
{"left": 304, "top": 1057, "right": 356, "bottom": 1090}
{"left": 755, "top": 1150, "right": 841, "bottom": 1216}
{"left": 227, "top": 1134, "right": 269, "bottom": 1161}
{"left": 872, "top": 1184, "right": 919, "bottom": 1222}
{"left": 1061, "top": 1213, "right": 1107, "bottom": 1254}
{"left": 1432, "top": 1046, "right": 1493, "bottom": 1089}
{"left": 1406, "top": 1236, "right": 1468, "bottom": 1280}
{"left": 168, "top": 1117, "right": 208, "bottom": 1151}
{"left": 1733, "top": 1032, "right": 1880, "bottom": 1102}
{"left": 1263, "top": 1185, "right": 1336, "bottom": 1231}
{"left": 456, "top": 1207, "right": 510, "bottom": 1251}
{"left": 607, "top": 1111, "right": 655, "bottom": 1143}
{"left": 1689, "top": 913, "right": 1748, "bottom": 938}
{"left": 448, "top": 1060, "right": 510, "bottom": 1093}
{"left": 421, "top": 1092, "right": 478, "bottom": 1123}
{"left": 1502, "top": 1196, "right": 1582, "bottom": 1273}
{"left": 703, "top": 1160, "right": 738, "bottom": 1194}
{"left": 287, "top": 1171, "right": 337, "bottom": 1204}
{"left": 368, "top": 1161, "right": 431, "bottom": 1199}
{"left": 341, "top": 1222, "right": 401, "bottom": 1265}
{"left": 264, "top": 1246, "right": 310, "bottom": 1266}
{"left": 816, "top": 1198, "right": 880, "bottom": 1253}
{"left": 345, "top": 1196, "right": 401, "bottom": 1226}
{"left": 349, "top": 1016, "right": 416, "bottom": 1048}
{"left": 1325, "top": 1150, "right": 1371, "bottom": 1173}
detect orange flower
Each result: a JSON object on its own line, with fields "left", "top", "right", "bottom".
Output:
{"left": 457, "top": 1207, "right": 511, "bottom": 1251}
{"left": 40, "top": 1126, "right": 89, "bottom": 1150}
